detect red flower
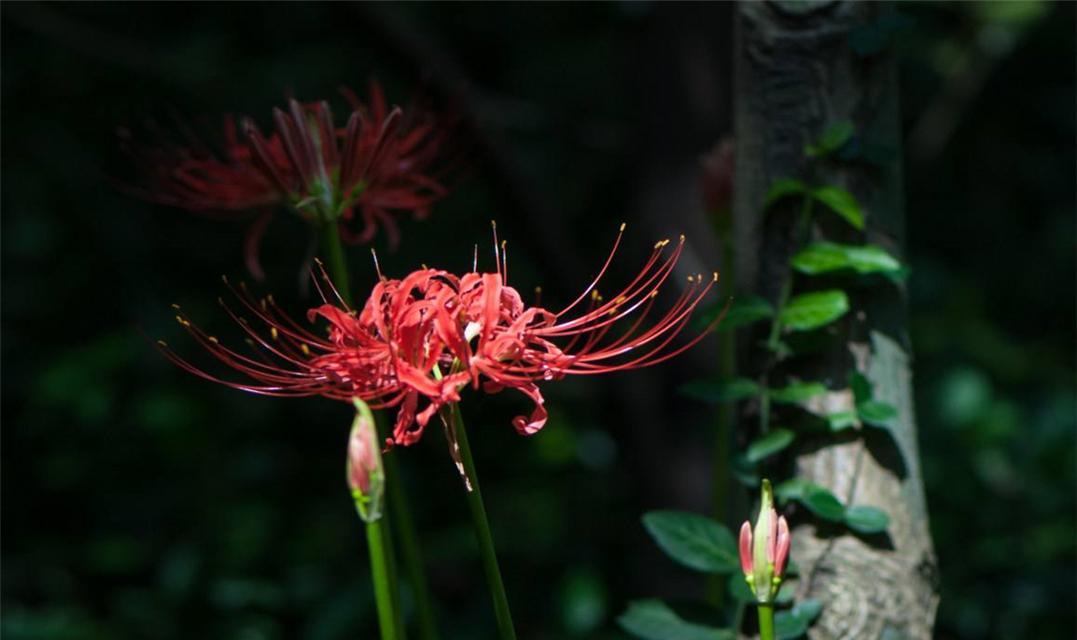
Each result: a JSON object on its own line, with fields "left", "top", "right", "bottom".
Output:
{"left": 122, "top": 82, "right": 453, "bottom": 278}
{"left": 158, "top": 226, "right": 723, "bottom": 449}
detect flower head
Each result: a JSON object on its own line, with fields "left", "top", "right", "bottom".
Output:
{"left": 122, "top": 82, "right": 454, "bottom": 278}
{"left": 157, "top": 225, "right": 724, "bottom": 450}
{"left": 738, "top": 479, "right": 791, "bottom": 603}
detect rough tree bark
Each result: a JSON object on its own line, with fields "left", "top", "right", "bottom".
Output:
{"left": 732, "top": 3, "right": 938, "bottom": 639}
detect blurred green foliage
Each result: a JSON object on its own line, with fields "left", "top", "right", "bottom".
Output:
{"left": 2, "top": 2, "right": 1073, "bottom": 639}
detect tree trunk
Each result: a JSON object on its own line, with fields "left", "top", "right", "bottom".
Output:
{"left": 732, "top": 2, "right": 939, "bottom": 639}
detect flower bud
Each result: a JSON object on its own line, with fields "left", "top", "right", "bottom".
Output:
{"left": 347, "top": 397, "right": 385, "bottom": 523}
{"left": 738, "top": 478, "right": 791, "bottom": 603}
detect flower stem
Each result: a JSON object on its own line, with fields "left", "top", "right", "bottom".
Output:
{"left": 447, "top": 404, "right": 517, "bottom": 640}
{"left": 366, "top": 518, "right": 401, "bottom": 640}
{"left": 320, "top": 222, "right": 436, "bottom": 639}
{"left": 758, "top": 603, "right": 775, "bottom": 640}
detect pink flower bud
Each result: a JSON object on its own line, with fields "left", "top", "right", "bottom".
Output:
{"left": 347, "top": 398, "right": 384, "bottom": 523}
{"left": 739, "top": 521, "right": 754, "bottom": 576}
{"left": 774, "top": 515, "right": 791, "bottom": 578}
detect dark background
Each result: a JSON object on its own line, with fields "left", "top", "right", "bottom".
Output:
{"left": 2, "top": 2, "right": 1073, "bottom": 639}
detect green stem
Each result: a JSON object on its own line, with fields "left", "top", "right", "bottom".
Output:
{"left": 366, "top": 519, "right": 400, "bottom": 640}
{"left": 383, "top": 441, "right": 441, "bottom": 640}
{"left": 447, "top": 404, "right": 517, "bottom": 640}
{"left": 320, "top": 222, "right": 352, "bottom": 304}
{"left": 320, "top": 223, "right": 434, "bottom": 639}
{"left": 758, "top": 603, "right": 775, "bottom": 640}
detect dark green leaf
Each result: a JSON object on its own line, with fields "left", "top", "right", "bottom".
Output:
{"left": 617, "top": 600, "right": 735, "bottom": 640}
{"left": 811, "top": 187, "right": 865, "bottom": 230}
{"left": 764, "top": 179, "right": 809, "bottom": 209}
{"left": 773, "top": 478, "right": 812, "bottom": 504}
{"left": 858, "top": 400, "right": 898, "bottom": 427}
{"left": 774, "top": 599, "right": 823, "bottom": 639}
{"left": 780, "top": 291, "right": 850, "bottom": 332}
{"left": 746, "top": 429, "right": 795, "bottom": 463}
{"left": 843, "top": 505, "right": 891, "bottom": 534}
{"left": 805, "top": 121, "right": 854, "bottom": 158}
{"left": 791, "top": 242, "right": 902, "bottom": 276}
{"left": 826, "top": 411, "right": 859, "bottom": 432}
{"left": 680, "top": 378, "right": 761, "bottom": 404}
{"left": 727, "top": 573, "right": 754, "bottom": 603}
{"left": 802, "top": 486, "right": 846, "bottom": 522}
{"left": 770, "top": 381, "right": 828, "bottom": 404}
{"left": 849, "top": 372, "right": 873, "bottom": 403}
{"left": 642, "top": 512, "right": 739, "bottom": 573}
{"left": 717, "top": 296, "right": 774, "bottom": 331}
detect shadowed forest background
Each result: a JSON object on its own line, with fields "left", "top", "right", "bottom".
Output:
{"left": 2, "top": 2, "right": 1074, "bottom": 639}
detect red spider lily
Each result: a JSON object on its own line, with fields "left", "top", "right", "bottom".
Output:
{"left": 157, "top": 226, "right": 723, "bottom": 450}
{"left": 122, "top": 82, "right": 453, "bottom": 277}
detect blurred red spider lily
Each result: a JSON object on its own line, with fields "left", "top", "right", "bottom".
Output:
{"left": 122, "top": 81, "right": 453, "bottom": 278}
{"left": 157, "top": 225, "right": 724, "bottom": 448}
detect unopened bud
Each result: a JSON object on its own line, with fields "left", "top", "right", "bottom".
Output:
{"left": 738, "top": 478, "right": 791, "bottom": 603}
{"left": 347, "top": 397, "right": 384, "bottom": 523}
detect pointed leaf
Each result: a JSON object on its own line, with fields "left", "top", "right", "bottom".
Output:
{"left": 764, "top": 179, "right": 809, "bottom": 209}
{"left": 805, "top": 121, "right": 854, "bottom": 158}
{"left": 843, "top": 505, "right": 890, "bottom": 534}
{"left": 858, "top": 400, "right": 898, "bottom": 427}
{"left": 774, "top": 599, "right": 823, "bottom": 639}
{"left": 618, "top": 600, "right": 735, "bottom": 640}
{"left": 811, "top": 186, "right": 864, "bottom": 230}
{"left": 770, "top": 381, "right": 828, "bottom": 404}
{"left": 802, "top": 486, "right": 846, "bottom": 522}
{"left": 718, "top": 296, "right": 774, "bottom": 331}
{"left": 780, "top": 290, "right": 850, "bottom": 332}
{"left": 680, "top": 378, "right": 761, "bottom": 404}
{"left": 825, "top": 411, "right": 859, "bottom": 432}
{"left": 849, "top": 371, "right": 873, "bottom": 404}
{"left": 791, "top": 242, "right": 902, "bottom": 276}
{"left": 773, "top": 478, "right": 812, "bottom": 504}
{"left": 745, "top": 429, "right": 795, "bottom": 463}
{"left": 642, "top": 512, "right": 739, "bottom": 573}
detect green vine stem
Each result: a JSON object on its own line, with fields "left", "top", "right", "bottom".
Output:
{"left": 758, "top": 194, "right": 815, "bottom": 437}
{"left": 366, "top": 518, "right": 401, "bottom": 640}
{"left": 445, "top": 403, "right": 518, "bottom": 640}
{"left": 320, "top": 221, "right": 437, "bottom": 639}
{"left": 758, "top": 603, "right": 775, "bottom": 640}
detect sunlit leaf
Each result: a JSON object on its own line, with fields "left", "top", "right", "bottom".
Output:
{"left": 811, "top": 187, "right": 864, "bottom": 229}
{"left": 791, "top": 242, "right": 902, "bottom": 276}
{"left": 642, "top": 512, "right": 740, "bottom": 573}
{"left": 746, "top": 429, "right": 795, "bottom": 463}
{"left": 843, "top": 505, "right": 890, "bottom": 534}
{"left": 858, "top": 400, "right": 898, "bottom": 427}
{"left": 770, "top": 381, "right": 828, "bottom": 404}
{"left": 780, "top": 290, "right": 850, "bottom": 331}
{"left": 826, "top": 411, "right": 859, "bottom": 432}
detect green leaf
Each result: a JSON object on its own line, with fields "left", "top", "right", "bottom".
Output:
{"left": 680, "top": 378, "right": 761, "bottom": 404}
{"left": 773, "top": 478, "right": 812, "bottom": 503}
{"left": 727, "top": 573, "right": 754, "bottom": 603}
{"left": 825, "top": 411, "right": 859, "bottom": 432}
{"left": 843, "top": 505, "right": 891, "bottom": 534}
{"left": 849, "top": 371, "right": 873, "bottom": 404}
{"left": 774, "top": 599, "right": 823, "bottom": 639}
{"left": 857, "top": 400, "right": 898, "bottom": 427}
{"left": 719, "top": 296, "right": 775, "bottom": 331}
{"left": 791, "top": 242, "right": 902, "bottom": 276}
{"left": 802, "top": 486, "right": 846, "bottom": 522}
{"left": 769, "top": 381, "right": 828, "bottom": 404}
{"left": 618, "top": 600, "right": 734, "bottom": 640}
{"left": 779, "top": 290, "right": 850, "bottom": 332}
{"left": 642, "top": 512, "right": 740, "bottom": 573}
{"left": 745, "top": 429, "right": 795, "bottom": 464}
{"left": 811, "top": 187, "right": 865, "bottom": 230}
{"left": 764, "top": 179, "right": 809, "bottom": 209}
{"left": 805, "top": 121, "right": 854, "bottom": 158}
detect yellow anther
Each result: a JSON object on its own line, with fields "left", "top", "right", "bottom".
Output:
{"left": 491, "top": 220, "right": 497, "bottom": 230}
{"left": 260, "top": 299, "right": 268, "bottom": 311}
{"left": 713, "top": 271, "right": 720, "bottom": 282}
{"left": 300, "top": 344, "right": 311, "bottom": 356}
{"left": 619, "top": 222, "right": 626, "bottom": 232}
{"left": 208, "top": 336, "right": 219, "bottom": 344}
{"left": 270, "top": 327, "right": 279, "bottom": 340}
{"left": 650, "top": 290, "right": 659, "bottom": 298}
{"left": 654, "top": 238, "right": 669, "bottom": 249}
{"left": 267, "top": 294, "right": 276, "bottom": 304}
{"left": 221, "top": 275, "right": 229, "bottom": 284}
{"left": 679, "top": 234, "right": 686, "bottom": 243}
{"left": 171, "top": 303, "right": 181, "bottom": 310}
{"left": 157, "top": 340, "right": 168, "bottom": 347}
